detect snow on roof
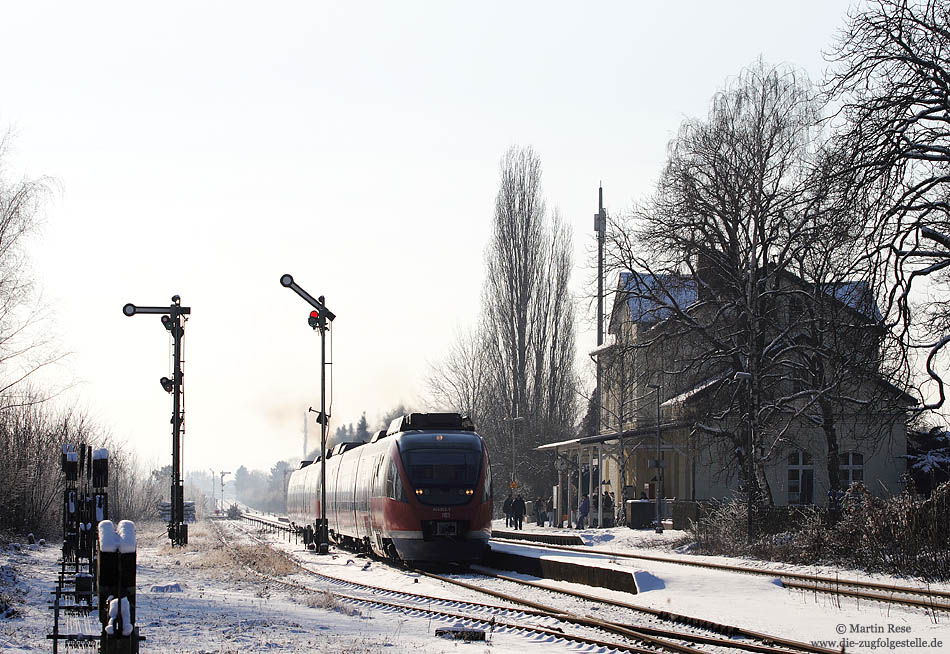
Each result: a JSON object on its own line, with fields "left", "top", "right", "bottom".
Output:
{"left": 619, "top": 272, "right": 881, "bottom": 324}
{"left": 588, "top": 333, "right": 616, "bottom": 357}
{"left": 827, "top": 280, "right": 882, "bottom": 321}
{"left": 660, "top": 376, "right": 723, "bottom": 408}
{"left": 620, "top": 272, "right": 697, "bottom": 323}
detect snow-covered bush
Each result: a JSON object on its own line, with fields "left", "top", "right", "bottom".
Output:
{"left": 688, "top": 482, "right": 950, "bottom": 579}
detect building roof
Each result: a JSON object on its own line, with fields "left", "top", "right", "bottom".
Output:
{"left": 619, "top": 272, "right": 697, "bottom": 323}
{"left": 535, "top": 421, "right": 690, "bottom": 451}
{"left": 826, "top": 280, "right": 883, "bottom": 322}
{"left": 615, "top": 271, "right": 882, "bottom": 325}
{"left": 659, "top": 376, "right": 724, "bottom": 408}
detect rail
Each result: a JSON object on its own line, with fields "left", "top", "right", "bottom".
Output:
{"left": 489, "top": 536, "right": 950, "bottom": 613}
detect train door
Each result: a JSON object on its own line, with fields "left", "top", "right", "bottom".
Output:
{"left": 329, "top": 457, "right": 343, "bottom": 536}
{"left": 351, "top": 449, "right": 364, "bottom": 541}
{"left": 370, "top": 451, "right": 386, "bottom": 555}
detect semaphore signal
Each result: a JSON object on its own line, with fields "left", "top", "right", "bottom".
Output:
{"left": 280, "top": 274, "right": 335, "bottom": 555}
{"left": 121, "top": 295, "right": 191, "bottom": 547}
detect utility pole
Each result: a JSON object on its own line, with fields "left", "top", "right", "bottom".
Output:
{"left": 503, "top": 416, "right": 525, "bottom": 488}
{"left": 280, "top": 274, "right": 336, "bottom": 555}
{"left": 123, "top": 296, "right": 190, "bottom": 547}
{"left": 220, "top": 471, "right": 230, "bottom": 512}
{"left": 647, "top": 383, "right": 664, "bottom": 534}
{"left": 209, "top": 468, "right": 215, "bottom": 512}
{"left": 594, "top": 185, "right": 607, "bottom": 438}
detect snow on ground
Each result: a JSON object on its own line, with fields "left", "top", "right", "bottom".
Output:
{"left": 1, "top": 521, "right": 596, "bottom": 653}
{"left": 497, "top": 517, "right": 950, "bottom": 591}
{"left": 3, "top": 518, "right": 947, "bottom": 653}
{"left": 490, "top": 519, "right": 949, "bottom": 653}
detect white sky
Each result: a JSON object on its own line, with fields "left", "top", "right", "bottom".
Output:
{"left": 0, "top": 1, "right": 857, "bottom": 473}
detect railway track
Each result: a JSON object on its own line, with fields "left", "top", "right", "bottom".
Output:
{"left": 215, "top": 520, "right": 672, "bottom": 654}
{"left": 490, "top": 536, "right": 950, "bottom": 613}
{"left": 232, "top": 516, "right": 838, "bottom": 654}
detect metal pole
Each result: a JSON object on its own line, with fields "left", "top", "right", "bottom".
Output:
{"left": 209, "top": 469, "right": 215, "bottom": 512}
{"left": 656, "top": 388, "right": 664, "bottom": 533}
{"left": 319, "top": 311, "right": 329, "bottom": 554}
{"left": 595, "top": 185, "right": 606, "bottom": 438}
{"left": 121, "top": 298, "right": 192, "bottom": 546}
{"left": 511, "top": 419, "right": 515, "bottom": 486}
{"left": 171, "top": 303, "right": 185, "bottom": 545}
{"left": 278, "top": 276, "right": 336, "bottom": 554}
{"left": 648, "top": 383, "right": 663, "bottom": 533}
{"left": 557, "top": 467, "right": 564, "bottom": 527}
{"left": 504, "top": 416, "right": 524, "bottom": 489}
{"left": 597, "top": 444, "right": 604, "bottom": 528}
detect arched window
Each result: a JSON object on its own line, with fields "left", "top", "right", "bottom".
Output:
{"left": 838, "top": 452, "right": 864, "bottom": 488}
{"left": 787, "top": 450, "right": 814, "bottom": 505}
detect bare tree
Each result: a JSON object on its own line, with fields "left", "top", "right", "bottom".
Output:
{"left": 0, "top": 131, "right": 63, "bottom": 405}
{"left": 425, "top": 326, "right": 490, "bottom": 423}
{"left": 781, "top": 144, "right": 912, "bottom": 498}
{"left": 827, "top": 0, "right": 950, "bottom": 408}
{"left": 607, "top": 62, "right": 822, "bottom": 506}
{"left": 606, "top": 61, "right": 902, "bottom": 518}
{"left": 467, "top": 146, "right": 578, "bottom": 495}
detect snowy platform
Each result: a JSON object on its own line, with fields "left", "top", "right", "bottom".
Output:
{"left": 486, "top": 541, "right": 640, "bottom": 593}
{"left": 491, "top": 529, "right": 584, "bottom": 546}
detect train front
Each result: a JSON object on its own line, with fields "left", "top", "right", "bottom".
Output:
{"left": 391, "top": 430, "right": 492, "bottom": 563}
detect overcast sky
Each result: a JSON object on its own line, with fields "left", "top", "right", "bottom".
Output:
{"left": 1, "top": 1, "right": 857, "bottom": 473}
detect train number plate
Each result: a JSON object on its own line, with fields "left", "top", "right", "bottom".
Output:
{"left": 436, "top": 521, "right": 458, "bottom": 536}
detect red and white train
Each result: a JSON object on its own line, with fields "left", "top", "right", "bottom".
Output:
{"left": 286, "top": 413, "right": 492, "bottom": 564}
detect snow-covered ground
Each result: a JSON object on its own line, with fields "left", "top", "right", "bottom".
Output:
{"left": 2, "top": 521, "right": 600, "bottom": 653}
{"left": 489, "top": 519, "right": 949, "bottom": 652}
{"left": 498, "top": 517, "right": 950, "bottom": 592}
{"left": 2, "top": 519, "right": 947, "bottom": 653}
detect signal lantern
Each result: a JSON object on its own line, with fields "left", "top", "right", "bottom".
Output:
{"left": 159, "top": 376, "right": 174, "bottom": 393}
{"left": 308, "top": 310, "right": 320, "bottom": 330}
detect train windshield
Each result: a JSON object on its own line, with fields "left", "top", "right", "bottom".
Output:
{"left": 402, "top": 450, "right": 481, "bottom": 485}
{"left": 398, "top": 432, "right": 483, "bottom": 505}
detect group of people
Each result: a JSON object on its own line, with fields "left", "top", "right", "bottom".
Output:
{"left": 500, "top": 489, "right": 621, "bottom": 530}
{"left": 501, "top": 493, "right": 526, "bottom": 529}
{"left": 502, "top": 493, "right": 555, "bottom": 530}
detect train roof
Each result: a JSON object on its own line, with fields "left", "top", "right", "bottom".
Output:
{"left": 386, "top": 412, "right": 475, "bottom": 436}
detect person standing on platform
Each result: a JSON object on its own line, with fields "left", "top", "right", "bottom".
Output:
{"left": 512, "top": 494, "right": 526, "bottom": 530}
{"left": 576, "top": 495, "right": 590, "bottom": 529}
{"left": 503, "top": 492, "right": 513, "bottom": 528}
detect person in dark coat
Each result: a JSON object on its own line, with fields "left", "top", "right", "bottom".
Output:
{"left": 535, "top": 496, "right": 545, "bottom": 527}
{"left": 503, "top": 492, "right": 513, "bottom": 528}
{"left": 512, "top": 494, "right": 526, "bottom": 530}
{"left": 576, "top": 495, "right": 590, "bottom": 529}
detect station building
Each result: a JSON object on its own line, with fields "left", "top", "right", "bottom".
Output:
{"left": 540, "top": 268, "right": 913, "bottom": 529}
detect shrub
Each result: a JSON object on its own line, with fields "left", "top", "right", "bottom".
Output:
{"left": 687, "top": 482, "right": 950, "bottom": 579}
